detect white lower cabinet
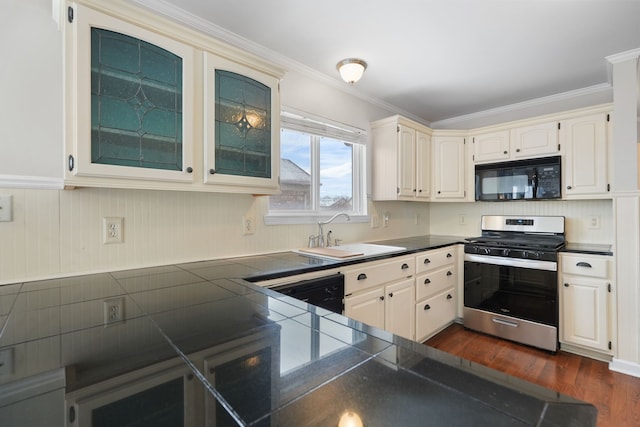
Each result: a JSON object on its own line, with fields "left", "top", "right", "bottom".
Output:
{"left": 414, "top": 246, "right": 458, "bottom": 342}
{"left": 344, "top": 246, "right": 460, "bottom": 343}
{"left": 344, "top": 256, "right": 415, "bottom": 340}
{"left": 415, "top": 289, "right": 457, "bottom": 342}
{"left": 559, "top": 253, "right": 614, "bottom": 356}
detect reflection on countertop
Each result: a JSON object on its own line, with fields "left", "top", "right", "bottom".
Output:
{"left": 0, "top": 236, "right": 597, "bottom": 426}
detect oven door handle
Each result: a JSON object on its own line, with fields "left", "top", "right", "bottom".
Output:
{"left": 464, "top": 253, "right": 557, "bottom": 271}
{"left": 492, "top": 317, "right": 519, "bottom": 328}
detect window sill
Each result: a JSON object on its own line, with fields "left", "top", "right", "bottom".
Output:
{"left": 264, "top": 213, "right": 369, "bottom": 226}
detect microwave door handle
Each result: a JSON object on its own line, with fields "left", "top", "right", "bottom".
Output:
{"left": 531, "top": 170, "right": 538, "bottom": 198}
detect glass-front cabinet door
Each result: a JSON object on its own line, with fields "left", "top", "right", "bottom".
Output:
{"left": 65, "top": 4, "right": 195, "bottom": 185}
{"left": 204, "top": 53, "right": 280, "bottom": 193}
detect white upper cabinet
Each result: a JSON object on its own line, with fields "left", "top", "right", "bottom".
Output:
{"left": 472, "top": 122, "right": 560, "bottom": 164}
{"left": 561, "top": 112, "right": 610, "bottom": 198}
{"left": 471, "top": 130, "right": 510, "bottom": 163}
{"left": 65, "top": 4, "right": 196, "bottom": 186}
{"left": 203, "top": 53, "right": 280, "bottom": 193}
{"left": 371, "top": 116, "right": 432, "bottom": 201}
{"left": 63, "top": 2, "right": 283, "bottom": 193}
{"left": 432, "top": 135, "right": 467, "bottom": 201}
{"left": 511, "top": 121, "right": 560, "bottom": 159}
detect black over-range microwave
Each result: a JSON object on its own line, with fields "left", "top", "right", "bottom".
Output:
{"left": 475, "top": 155, "right": 561, "bottom": 201}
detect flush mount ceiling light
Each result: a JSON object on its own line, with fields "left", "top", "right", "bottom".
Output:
{"left": 336, "top": 58, "right": 367, "bottom": 85}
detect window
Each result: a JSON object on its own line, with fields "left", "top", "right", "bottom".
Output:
{"left": 266, "top": 109, "right": 367, "bottom": 224}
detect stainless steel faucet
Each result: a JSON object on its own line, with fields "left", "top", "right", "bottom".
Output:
{"left": 317, "top": 212, "right": 350, "bottom": 247}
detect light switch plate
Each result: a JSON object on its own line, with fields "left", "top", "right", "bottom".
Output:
{"left": 0, "top": 195, "right": 12, "bottom": 222}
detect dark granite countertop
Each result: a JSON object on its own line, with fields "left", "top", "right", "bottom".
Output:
{"left": 562, "top": 242, "right": 614, "bottom": 256}
{"left": 0, "top": 236, "right": 597, "bottom": 426}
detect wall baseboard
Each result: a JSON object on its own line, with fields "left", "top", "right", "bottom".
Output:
{"left": 609, "top": 358, "right": 640, "bottom": 378}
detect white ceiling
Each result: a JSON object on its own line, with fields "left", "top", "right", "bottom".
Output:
{"left": 135, "top": 0, "right": 640, "bottom": 126}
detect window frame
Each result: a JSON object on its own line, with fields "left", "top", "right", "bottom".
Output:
{"left": 265, "top": 109, "right": 368, "bottom": 225}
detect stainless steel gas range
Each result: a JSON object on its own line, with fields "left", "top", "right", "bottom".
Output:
{"left": 463, "top": 215, "right": 565, "bottom": 352}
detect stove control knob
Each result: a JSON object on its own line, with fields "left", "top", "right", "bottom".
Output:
{"left": 502, "top": 249, "right": 511, "bottom": 257}
{"left": 482, "top": 247, "right": 491, "bottom": 255}
{"left": 530, "top": 252, "right": 541, "bottom": 260}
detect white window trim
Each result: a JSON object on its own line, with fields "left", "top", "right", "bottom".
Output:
{"left": 265, "top": 108, "right": 368, "bottom": 225}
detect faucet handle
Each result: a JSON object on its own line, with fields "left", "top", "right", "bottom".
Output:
{"left": 308, "top": 235, "right": 318, "bottom": 248}
{"left": 334, "top": 239, "right": 342, "bottom": 246}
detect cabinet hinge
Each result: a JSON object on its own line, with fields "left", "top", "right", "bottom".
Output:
{"left": 608, "top": 283, "right": 611, "bottom": 292}
{"left": 397, "top": 126, "right": 400, "bottom": 133}
{"left": 472, "top": 137, "right": 475, "bottom": 143}
{"left": 472, "top": 154, "right": 475, "bottom": 162}
{"left": 557, "top": 122, "right": 561, "bottom": 130}
{"left": 67, "top": 6, "right": 74, "bottom": 23}
{"left": 396, "top": 187, "right": 400, "bottom": 194}
{"left": 463, "top": 138, "right": 466, "bottom": 144}
{"left": 607, "top": 113, "right": 610, "bottom": 122}
{"left": 608, "top": 341, "right": 612, "bottom": 350}
{"left": 557, "top": 143, "right": 561, "bottom": 151}
{"left": 607, "top": 183, "right": 610, "bottom": 192}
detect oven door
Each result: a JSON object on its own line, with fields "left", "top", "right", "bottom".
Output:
{"left": 463, "top": 254, "right": 558, "bottom": 327}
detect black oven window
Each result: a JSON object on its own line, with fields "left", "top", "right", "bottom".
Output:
{"left": 92, "top": 377, "right": 184, "bottom": 427}
{"left": 464, "top": 262, "right": 558, "bottom": 326}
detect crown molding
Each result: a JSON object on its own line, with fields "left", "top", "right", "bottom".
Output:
{"left": 430, "top": 83, "right": 612, "bottom": 129}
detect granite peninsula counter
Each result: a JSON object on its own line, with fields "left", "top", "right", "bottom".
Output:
{"left": 0, "top": 236, "right": 596, "bottom": 426}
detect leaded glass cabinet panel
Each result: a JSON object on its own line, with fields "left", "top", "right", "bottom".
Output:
{"left": 204, "top": 53, "right": 280, "bottom": 193}
{"left": 66, "top": 5, "right": 195, "bottom": 184}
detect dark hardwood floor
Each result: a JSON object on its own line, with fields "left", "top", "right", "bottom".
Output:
{"left": 425, "top": 323, "right": 640, "bottom": 427}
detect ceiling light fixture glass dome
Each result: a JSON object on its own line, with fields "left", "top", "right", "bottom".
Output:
{"left": 336, "top": 58, "right": 367, "bottom": 84}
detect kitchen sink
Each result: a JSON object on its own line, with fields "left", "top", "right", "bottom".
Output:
{"left": 295, "top": 243, "right": 406, "bottom": 261}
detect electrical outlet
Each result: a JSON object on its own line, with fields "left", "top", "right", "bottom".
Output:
{"left": 0, "top": 348, "right": 14, "bottom": 377}
{"left": 242, "top": 215, "right": 255, "bottom": 235}
{"left": 103, "top": 297, "right": 124, "bottom": 326}
{"left": 370, "top": 214, "right": 380, "bottom": 228}
{"left": 103, "top": 217, "right": 124, "bottom": 244}
{"left": 0, "top": 195, "right": 12, "bottom": 222}
{"left": 383, "top": 212, "right": 390, "bottom": 228}
{"left": 588, "top": 215, "right": 601, "bottom": 229}
{"left": 458, "top": 214, "right": 466, "bottom": 225}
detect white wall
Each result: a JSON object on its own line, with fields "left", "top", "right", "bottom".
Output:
{"left": 1, "top": 0, "right": 62, "bottom": 181}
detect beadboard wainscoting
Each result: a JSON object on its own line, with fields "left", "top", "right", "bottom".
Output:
{"left": 0, "top": 187, "right": 429, "bottom": 284}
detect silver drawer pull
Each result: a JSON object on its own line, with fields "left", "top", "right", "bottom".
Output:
{"left": 576, "top": 262, "right": 592, "bottom": 268}
{"left": 492, "top": 317, "right": 519, "bottom": 328}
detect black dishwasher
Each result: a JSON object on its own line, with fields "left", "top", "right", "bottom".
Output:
{"left": 271, "top": 273, "right": 344, "bottom": 314}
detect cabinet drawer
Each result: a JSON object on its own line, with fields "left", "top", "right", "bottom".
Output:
{"left": 561, "top": 255, "right": 609, "bottom": 278}
{"left": 345, "top": 256, "right": 414, "bottom": 294}
{"left": 416, "top": 266, "right": 456, "bottom": 301}
{"left": 416, "top": 247, "right": 456, "bottom": 273}
{"left": 415, "top": 289, "right": 456, "bottom": 342}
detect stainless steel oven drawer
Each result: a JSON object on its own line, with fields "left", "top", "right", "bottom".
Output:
{"left": 463, "top": 307, "right": 558, "bottom": 352}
